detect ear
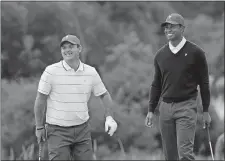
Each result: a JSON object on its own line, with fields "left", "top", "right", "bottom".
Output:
{"left": 79, "top": 45, "right": 82, "bottom": 53}
{"left": 181, "top": 26, "right": 185, "bottom": 33}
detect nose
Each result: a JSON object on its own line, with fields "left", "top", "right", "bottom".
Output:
{"left": 63, "top": 48, "right": 71, "bottom": 52}
{"left": 164, "top": 28, "right": 173, "bottom": 34}
{"left": 165, "top": 27, "right": 172, "bottom": 32}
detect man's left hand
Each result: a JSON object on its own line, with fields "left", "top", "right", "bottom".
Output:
{"left": 203, "top": 112, "right": 211, "bottom": 129}
{"left": 105, "top": 116, "right": 118, "bottom": 136}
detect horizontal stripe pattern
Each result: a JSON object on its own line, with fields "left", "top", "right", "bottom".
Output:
{"left": 47, "top": 99, "right": 88, "bottom": 111}
{"left": 52, "top": 84, "right": 91, "bottom": 94}
{"left": 46, "top": 106, "right": 89, "bottom": 120}
{"left": 53, "top": 75, "right": 92, "bottom": 85}
{"left": 46, "top": 114, "right": 88, "bottom": 127}
{"left": 38, "top": 61, "right": 107, "bottom": 126}
{"left": 49, "top": 93, "right": 89, "bottom": 103}
{"left": 46, "top": 105, "right": 89, "bottom": 126}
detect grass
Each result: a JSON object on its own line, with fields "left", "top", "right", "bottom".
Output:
{"left": 1, "top": 143, "right": 213, "bottom": 160}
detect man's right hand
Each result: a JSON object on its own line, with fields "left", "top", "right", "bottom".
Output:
{"left": 145, "top": 112, "right": 154, "bottom": 128}
{"left": 35, "top": 127, "right": 46, "bottom": 143}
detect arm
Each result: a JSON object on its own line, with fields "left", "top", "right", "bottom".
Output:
{"left": 34, "top": 92, "right": 48, "bottom": 128}
{"left": 35, "top": 66, "right": 52, "bottom": 128}
{"left": 196, "top": 49, "right": 210, "bottom": 112}
{"left": 99, "top": 91, "right": 114, "bottom": 118}
{"left": 91, "top": 69, "right": 117, "bottom": 136}
{"left": 99, "top": 91, "right": 117, "bottom": 136}
{"left": 92, "top": 68, "right": 112, "bottom": 117}
{"left": 149, "top": 57, "right": 162, "bottom": 113}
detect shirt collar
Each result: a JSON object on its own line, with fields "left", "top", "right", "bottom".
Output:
{"left": 62, "top": 60, "right": 84, "bottom": 72}
{"left": 169, "top": 37, "right": 186, "bottom": 54}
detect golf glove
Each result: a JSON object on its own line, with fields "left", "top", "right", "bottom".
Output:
{"left": 105, "top": 116, "right": 117, "bottom": 136}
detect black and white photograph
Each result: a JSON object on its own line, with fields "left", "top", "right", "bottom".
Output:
{"left": 1, "top": 1, "right": 224, "bottom": 160}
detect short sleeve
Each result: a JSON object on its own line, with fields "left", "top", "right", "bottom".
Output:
{"left": 92, "top": 69, "right": 107, "bottom": 96}
{"left": 38, "top": 66, "right": 52, "bottom": 95}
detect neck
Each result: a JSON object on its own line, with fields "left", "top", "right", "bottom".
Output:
{"left": 170, "top": 36, "right": 183, "bottom": 47}
{"left": 65, "top": 59, "right": 80, "bottom": 70}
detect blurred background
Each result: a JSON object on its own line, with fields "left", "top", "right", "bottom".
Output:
{"left": 1, "top": 1, "right": 224, "bottom": 160}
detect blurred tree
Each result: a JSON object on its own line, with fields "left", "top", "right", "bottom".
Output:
{"left": 170, "top": 2, "right": 224, "bottom": 19}
{"left": 91, "top": 31, "right": 160, "bottom": 151}
{"left": 1, "top": 1, "right": 224, "bottom": 159}
{"left": 1, "top": 2, "right": 27, "bottom": 79}
{"left": 1, "top": 1, "right": 223, "bottom": 80}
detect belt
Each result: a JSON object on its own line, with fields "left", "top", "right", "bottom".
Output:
{"left": 46, "top": 121, "right": 88, "bottom": 128}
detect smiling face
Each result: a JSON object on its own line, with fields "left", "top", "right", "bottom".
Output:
{"left": 164, "top": 23, "right": 184, "bottom": 42}
{"left": 61, "top": 42, "right": 81, "bottom": 61}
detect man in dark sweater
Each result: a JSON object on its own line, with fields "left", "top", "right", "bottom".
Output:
{"left": 145, "top": 13, "right": 211, "bottom": 160}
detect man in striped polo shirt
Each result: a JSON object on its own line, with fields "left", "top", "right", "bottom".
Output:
{"left": 145, "top": 13, "right": 212, "bottom": 160}
{"left": 34, "top": 34, "right": 118, "bottom": 160}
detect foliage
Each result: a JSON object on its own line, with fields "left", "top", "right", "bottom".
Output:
{"left": 1, "top": 1, "right": 224, "bottom": 160}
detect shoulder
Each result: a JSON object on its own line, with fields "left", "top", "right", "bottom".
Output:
{"left": 155, "top": 43, "right": 169, "bottom": 60}
{"left": 45, "top": 61, "right": 62, "bottom": 74}
{"left": 186, "top": 41, "right": 205, "bottom": 54}
{"left": 83, "top": 63, "right": 99, "bottom": 75}
{"left": 185, "top": 41, "right": 207, "bottom": 61}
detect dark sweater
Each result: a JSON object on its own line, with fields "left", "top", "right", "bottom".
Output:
{"left": 149, "top": 40, "right": 210, "bottom": 113}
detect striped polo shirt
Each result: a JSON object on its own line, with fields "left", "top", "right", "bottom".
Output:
{"left": 38, "top": 60, "right": 107, "bottom": 127}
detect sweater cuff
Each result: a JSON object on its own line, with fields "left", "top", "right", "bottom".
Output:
{"left": 148, "top": 104, "right": 156, "bottom": 113}
{"left": 203, "top": 105, "right": 209, "bottom": 112}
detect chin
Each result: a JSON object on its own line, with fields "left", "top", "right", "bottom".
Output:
{"left": 166, "top": 37, "right": 172, "bottom": 41}
{"left": 65, "top": 56, "right": 79, "bottom": 61}
{"left": 63, "top": 56, "right": 72, "bottom": 61}
{"left": 167, "top": 36, "right": 175, "bottom": 41}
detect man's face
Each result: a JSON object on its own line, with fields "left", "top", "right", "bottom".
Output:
{"left": 61, "top": 42, "right": 80, "bottom": 61}
{"left": 164, "top": 23, "right": 184, "bottom": 41}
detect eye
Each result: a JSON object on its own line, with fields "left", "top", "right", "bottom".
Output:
{"left": 70, "top": 44, "right": 76, "bottom": 49}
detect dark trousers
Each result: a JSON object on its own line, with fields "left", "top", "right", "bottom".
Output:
{"left": 159, "top": 98, "right": 197, "bottom": 160}
{"left": 46, "top": 121, "right": 93, "bottom": 160}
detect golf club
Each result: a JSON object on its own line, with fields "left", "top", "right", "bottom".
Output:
{"left": 206, "top": 125, "right": 214, "bottom": 161}
{"left": 106, "top": 126, "right": 126, "bottom": 158}
{"left": 38, "top": 142, "right": 43, "bottom": 161}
